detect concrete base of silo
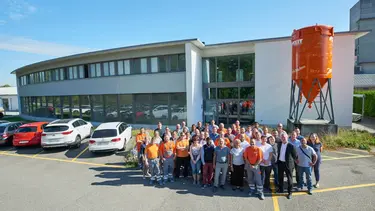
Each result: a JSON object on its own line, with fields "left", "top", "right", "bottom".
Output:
{"left": 287, "top": 119, "right": 338, "bottom": 136}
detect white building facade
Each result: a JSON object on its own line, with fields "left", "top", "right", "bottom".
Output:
{"left": 13, "top": 31, "right": 368, "bottom": 128}
{"left": 0, "top": 87, "right": 19, "bottom": 112}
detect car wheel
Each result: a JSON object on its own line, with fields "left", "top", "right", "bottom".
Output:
{"left": 0, "top": 113, "right": 3, "bottom": 119}
{"left": 72, "top": 110, "right": 80, "bottom": 116}
{"left": 74, "top": 136, "right": 81, "bottom": 148}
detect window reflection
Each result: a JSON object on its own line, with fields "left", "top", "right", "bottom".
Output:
{"left": 152, "top": 94, "right": 169, "bottom": 125}
{"left": 80, "top": 96, "right": 91, "bottom": 121}
{"left": 72, "top": 96, "right": 80, "bottom": 118}
{"left": 105, "top": 95, "right": 118, "bottom": 122}
{"left": 170, "top": 93, "right": 186, "bottom": 125}
{"left": 202, "top": 58, "right": 216, "bottom": 83}
{"left": 62, "top": 96, "right": 71, "bottom": 118}
{"left": 134, "top": 94, "right": 152, "bottom": 124}
{"left": 54, "top": 96, "right": 62, "bottom": 119}
{"left": 91, "top": 95, "right": 104, "bottom": 122}
{"left": 119, "top": 94, "right": 133, "bottom": 123}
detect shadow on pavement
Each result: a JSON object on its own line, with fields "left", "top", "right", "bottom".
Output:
{"left": 89, "top": 165, "right": 274, "bottom": 198}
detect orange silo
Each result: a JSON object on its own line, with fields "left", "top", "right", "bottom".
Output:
{"left": 291, "top": 25, "right": 334, "bottom": 108}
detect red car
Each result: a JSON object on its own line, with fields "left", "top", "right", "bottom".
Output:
{"left": 13, "top": 122, "right": 49, "bottom": 147}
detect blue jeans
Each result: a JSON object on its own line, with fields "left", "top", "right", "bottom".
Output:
{"left": 313, "top": 156, "right": 321, "bottom": 182}
{"left": 272, "top": 163, "right": 278, "bottom": 186}
{"left": 298, "top": 166, "right": 312, "bottom": 190}
{"left": 190, "top": 160, "right": 202, "bottom": 175}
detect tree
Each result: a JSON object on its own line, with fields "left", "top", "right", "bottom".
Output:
{"left": 0, "top": 84, "right": 11, "bottom": 87}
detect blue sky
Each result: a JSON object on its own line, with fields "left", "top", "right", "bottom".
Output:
{"left": 0, "top": 0, "right": 359, "bottom": 86}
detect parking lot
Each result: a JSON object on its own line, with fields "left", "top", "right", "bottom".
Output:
{"left": 0, "top": 139, "right": 374, "bottom": 211}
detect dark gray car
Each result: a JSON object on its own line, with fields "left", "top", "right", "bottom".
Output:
{"left": 0, "top": 122, "right": 24, "bottom": 146}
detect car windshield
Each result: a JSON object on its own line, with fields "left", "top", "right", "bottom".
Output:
{"left": 44, "top": 126, "right": 69, "bottom": 132}
{"left": 0, "top": 126, "right": 6, "bottom": 133}
{"left": 92, "top": 129, "right": 117, "bottom": 138}
{"left": 18, "top": 127, "right": 37, "bottom": 133}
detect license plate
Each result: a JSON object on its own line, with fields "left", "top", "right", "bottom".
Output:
{"left": 98, "top": 142, "right": 109, "bottom": 145}
{"left": 19, "top": 141, "right": 29, "bottom": 144}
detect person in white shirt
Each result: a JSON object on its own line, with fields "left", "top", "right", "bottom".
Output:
{"left": 229, "top": 139, "right": 245, "bottom": 191}
{"left": 255, "top": 132, "right": 262, "bottom": 147}
{"left": 239, "top": 134, "right": 250, "bottom": 149}
{"left": 259, "top": 135, "right": 273, "bottom": 191}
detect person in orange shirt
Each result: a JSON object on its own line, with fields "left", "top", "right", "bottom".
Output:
{"left": 159, "top": 134, "right": 176, "bottom": 184}
{"left": 135, "top": 128, "right": 147, "bottom": 169}
{"left": 215, "top": 131, "right": 231, "bottom": 148}
{"left": 145, "top": 137, "right": 162, "bottom": 186}
{"left": 217, "top": 123, "right": 227, "bottom": 134}
{"left": 235, "top": 127, "right": 250, "bottom": 143}
{"left": 175, "top": 133, "right": 190, "bottom": 179}
{"left": 243, "top": 139, "right": 265, "bottom": 200}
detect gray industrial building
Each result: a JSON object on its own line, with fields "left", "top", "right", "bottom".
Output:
{"left": 350, "top": 0, "right": 375, "bottom": 74}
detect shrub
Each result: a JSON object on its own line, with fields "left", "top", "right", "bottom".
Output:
{"left": 322, "top": 129, "right": 375, "bottom": 150}
{"left": 353, "top": 89, "right": 375, "bottom": 117}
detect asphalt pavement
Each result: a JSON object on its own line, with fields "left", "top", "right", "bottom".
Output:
{"left": 0, "top": 142, "right": 374, "bottom": 211}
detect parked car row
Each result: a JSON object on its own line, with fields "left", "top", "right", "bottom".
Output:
{"left": 0, "top": 118, "right": 132, "bottom": 153}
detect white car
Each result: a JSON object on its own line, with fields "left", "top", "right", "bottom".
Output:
{"left": 89, "top": 122, "right": 132, "bottom": 153}
{"left": 41, "top": 118, "right": 93, "bottom": 149}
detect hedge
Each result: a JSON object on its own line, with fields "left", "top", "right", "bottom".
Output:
{"left": 353, "top": 89, "right": 375, "bottom": 117}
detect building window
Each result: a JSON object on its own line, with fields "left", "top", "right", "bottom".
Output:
{"left": 45, "top": 70, "right": 52, "bottom": 82}
{"left": 170, "top": 55, "right": 178, "bottom": 71}
{"left": 80, "top": 95, "right": 91, "bottom": 121}
{"left": 95, "top": 63, "right": 102, "bottom": 77}
{"left": 151, "top": 57, "right": 158, "bottom": 73}
{"left": 72, "top": 96, "right": 80, "bottom": 118}
{"left": 134, "top": 94, "right": 152, "bottom": 124}
{"left": 69, "top": 67, "right": 78, "bottom": 79}
{"left": 104, "top": 95, "right": 118, "bottom": 122}
{"left": 78, "top": 65, "right": 84, "bottom": 79}
{"left": 170, "top": 93, "right": 187, "bottom": 125}
{"left": 141, "top": 58, "right": 148, "bottom": 74}
{"left": 152, "top": 93, "right": 169, "bottom": 124}
{"left": 103, "top": 62, "right": 110, "bottom": 76}
{"left": 158, "top": 56, "right": 168, "bottom": 72}
{"left": 39, "top": 72, "right": 45, "bottom": 83}
{"left": 91, "top": 95, "right": 104, "bottom": 122}
{"left": 202, "top": 58, "right": 216, "bottom": 83}
{"left": 59, "top": 68, "right": 65, "bottom": 80}
{"left": 118, "top": 61, "right": 124, "bottom": 75}
{"left": 132, "top": 59, "right": 141, "bottom": 74}
{"left": 90, "top": 64, "right": 96, "bottom": 77}
{"left": 119, "top": 94, "right": 133, "bottom": 123}
{"left": 109, "top": 62, "right": 115, "bottom": 76}
{"left": 178, "top": 54, "right": 186, "bottom": 71}
{"left": 52, "top": 69, "right": 59, "bottom": 81}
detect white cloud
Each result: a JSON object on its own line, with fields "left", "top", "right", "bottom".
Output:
{"left": 6, "top": 0, "right": 36, "bottom": 21}
{"left": 0, "top": 35, "right": 95, "bottom": 57}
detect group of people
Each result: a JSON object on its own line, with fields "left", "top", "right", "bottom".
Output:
{"left": 134, "top": 120, "right": 323, "bottom": 200}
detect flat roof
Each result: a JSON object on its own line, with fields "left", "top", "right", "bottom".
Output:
{"left": 11, "top": 30, "right": 370, "bottom": 75}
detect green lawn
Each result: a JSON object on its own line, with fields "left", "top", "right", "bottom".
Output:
{"left": 2, "top": 116, "right": 34, "bottom": 123}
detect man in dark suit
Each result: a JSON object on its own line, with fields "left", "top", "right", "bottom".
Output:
{"left": 277, "top": 132, "right": 297, "bottom": 199}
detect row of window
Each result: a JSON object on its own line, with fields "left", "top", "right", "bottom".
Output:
{"left": 18, "top": 54, "right": 186, "bottom": 86}
{"left": 203, "top": 54, "right": 255, "bottom": 83}
{"left": 20, "top": 93, "right": 187, "bottom": 125}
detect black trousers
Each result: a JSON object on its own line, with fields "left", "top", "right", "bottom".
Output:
{"left": 231, "top": 164, "right": 245, "bottom": 187}
{"left": 260, "top": 165, "right": 272, "bottom": 189}
{"left": 175, "top": 156, "right": 190, "bottom": 178}
{"left": 278, "top": 161, "right": 294, "bottom": 193}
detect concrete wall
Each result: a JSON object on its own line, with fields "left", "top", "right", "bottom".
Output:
{"left": 254, "top": 40, "right": 292, "bottom": 126}
{"left": 185, "top": 43, "right": 203, "bottom": 125}
{"left": 254, "top": 35, "right": 356, "bottom": 127}
{"left": 18, "top": 72, "right": 186, "bottom": 96}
